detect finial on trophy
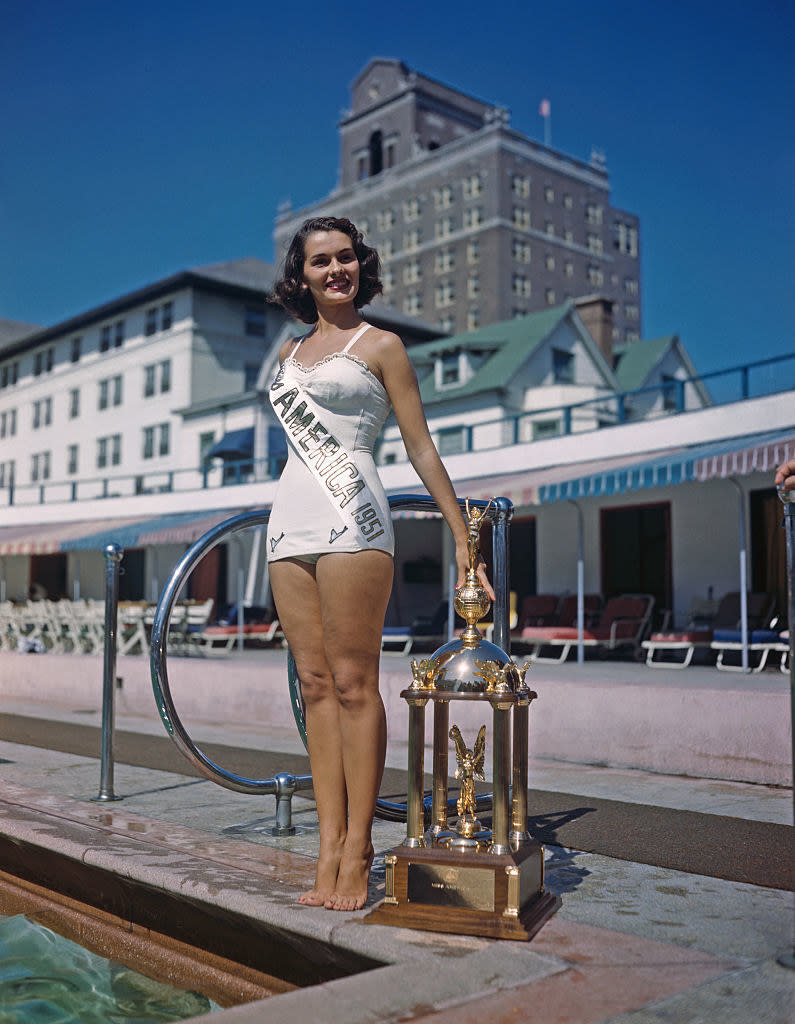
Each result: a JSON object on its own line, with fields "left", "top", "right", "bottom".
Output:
{"left": 455, "top": 499, "right": 495, "bottom": 649}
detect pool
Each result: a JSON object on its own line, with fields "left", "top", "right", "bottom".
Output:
{"left": 0, "top": 912, "right": 217, "bottom": 1022}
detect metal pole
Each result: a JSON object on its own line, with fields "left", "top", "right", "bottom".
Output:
{"left": 777, "top": 486, "right": 795, "bottom": 970}
{"left": 510, "top": 700, "right": 531, "bottom": 848}
{"left": 95, "top": 542, "right": 123, "bottom": 802}
{"left": 489, "top": 700, "right": 512, "bottom": 855}
{"left": 430, "top": 699, "right": 450, "bottom": 835}
{"left": 729, "top": 478, "right": 749, "bottom": 672}
{"left": 569, "top": 500, "right": 585, "bottom": 664}
{"left": 404, "top": 696, "right": 427, "bottom": 847}
{"left": 492, "top": 496, "right": 512, "bottom": 654}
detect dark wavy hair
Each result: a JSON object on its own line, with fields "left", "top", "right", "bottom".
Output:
{"left": 274, "top": 216, "right": 382, "bottom": 323}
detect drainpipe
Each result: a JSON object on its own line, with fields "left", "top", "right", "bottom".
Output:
{"left": 727, "top": 477, "right": 749, "bottom": 672}
{"left": 568, "top": 500, "right": 585, "bottom": 664}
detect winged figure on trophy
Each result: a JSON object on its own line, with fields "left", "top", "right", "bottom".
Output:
{"left": 450, "top": 723, "right": 486, "bottom": 837}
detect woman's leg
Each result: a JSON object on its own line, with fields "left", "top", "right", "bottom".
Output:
{"left": 314, "top": 550, "right": 394, "bottom": 910}
{"left": 268, "top": 558, "right": 347, "bottom": 906}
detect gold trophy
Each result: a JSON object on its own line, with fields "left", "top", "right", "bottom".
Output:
{"left": 366, "top": 499, "right": 560, "bottom": 940}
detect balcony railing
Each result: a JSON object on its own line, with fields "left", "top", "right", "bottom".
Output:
{"left": 1, "top": 351, "right": 792, "bottom": 509}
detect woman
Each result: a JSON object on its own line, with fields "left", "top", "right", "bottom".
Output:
{"left": 267, "top": 216, "right": 492, "bottom": 911}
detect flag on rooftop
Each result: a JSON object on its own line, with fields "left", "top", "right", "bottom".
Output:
{"left": 539, "top": 98, "right": 551, "bottom": 117}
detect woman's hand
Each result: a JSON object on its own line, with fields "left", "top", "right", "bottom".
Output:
{"left": 775, "top": 459, "right": 795, "bottom": 492}
{"left": 454, "top": 543, "right": 496, "bottom": 600}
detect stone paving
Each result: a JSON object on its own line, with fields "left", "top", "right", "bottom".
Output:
{"left": 0, "top": 682, "right": 792, "bottom": 1024}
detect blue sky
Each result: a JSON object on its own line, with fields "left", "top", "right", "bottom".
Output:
{"left": 1, "top": 0, "right": 792, "bottom": 372}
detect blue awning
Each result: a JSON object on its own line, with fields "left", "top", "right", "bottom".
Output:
{"left": 538, "top": 428, "right": 795, "bottom": 503}
{"left": 60, "top": 509, "right": 243, "bottom": 551}
{"left": 205, "top": 427, "right": 254, "bottom": 460}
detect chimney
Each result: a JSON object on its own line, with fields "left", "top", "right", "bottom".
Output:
{"left": 574, "top": 296, "right": 615, "bottom": 366}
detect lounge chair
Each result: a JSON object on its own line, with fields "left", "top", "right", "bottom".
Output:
{"left": 643, "top": 592, "right": 773, "bottom": 669}
{"left": 710, "top": 600, "right": 783, "bottom": 672}
{"left": 514, "top": 593, "right": 602, "bottom": 657}
{"left": 381, "top": 601, "right": 451, "bottom": 656}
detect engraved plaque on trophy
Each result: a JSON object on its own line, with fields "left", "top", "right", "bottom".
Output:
{"left": 365, "top": 499, "right": 560, "bottom": 940}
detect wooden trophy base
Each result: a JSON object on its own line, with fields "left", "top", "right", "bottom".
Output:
{"left": 365, "top": 839, "right": 560, "bottom": 941}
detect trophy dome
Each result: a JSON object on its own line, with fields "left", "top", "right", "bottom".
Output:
{"left": 429, "top": 635, "right": 513, "bottom": 694}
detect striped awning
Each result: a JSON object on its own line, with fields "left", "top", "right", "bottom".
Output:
{"left": 0, "top": 508, "right": 246, "bottom": 555}
{"left": 538, "top": 428, "right": 795, "bottom": 503}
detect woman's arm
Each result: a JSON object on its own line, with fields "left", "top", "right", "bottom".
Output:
{"left": 375, "top": 332, "right": 494, "bottom": 597}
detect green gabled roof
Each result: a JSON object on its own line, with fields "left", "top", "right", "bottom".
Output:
{"left": 409, "top": 304, "right": 572, "bottom": 404}
{"left": 613, "top": 335, "right": 677, "bottom": 391}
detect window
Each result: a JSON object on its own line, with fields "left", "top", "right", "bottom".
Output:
{"left": 384, "top": 140, "right": 396, "bottom": 168}
{"left": 563, "top": 193, "right": 573, "bottom": 209}
{"left": 467, "top": 239, "right": 480, "bottom": 263}
{"left": 545, "top": 288, "right": 556, "bottom": 305}
{"left": 381, "top": 238, "right": 394, "bottom": 259}
{"left": 512, "top": 239, "right": 531, "bottom": 263}
{"left": 437, "top": 426, "right": 466, "bottom": 456}
{"left": 67, "top": 444, "right": 79, "bottom": 475}
{"left": 357, "top": 155, "right": 367, "bottom": 180}
{"left": 100, "top": 326, "right": 111, "bottom": 352}
{"left": 588, "top": 265, "right": 604, "bottom": 287}
{"left": 512, "top": 274, "right": 530, "bottom": 298}
{"left": 467, "top": 273, "right": 479, "bottom": 299}
{"left": 69, "top": 388, "right": 80, "bottom": 419}
{"left": 564, "top": 229, "right": 574, "bottom": 243}
{"left": 160, "top": 359, "right": 171, "bottom": 392}
{"left": 587, "top": 233, "right": 603, "bottom": 254}
{"left": 625, "top": 329, "right": 640, "bottom": 343}
{"left": 552, "top": 347, "right": 574, "bottom": 383}
{"left": 585, "top": 202, "right": 603, "bottom": 225}
{"left": 114, "top": 320, "right": 124, "bottom": 347}
{"left": 160, "top": 302, "right": 172, "bottom": 331}
{"left": 199, "top": 432, "right": 216, "bottom": 462}
{"left": 462, "top": 173, "right": 482, "bottom": 199}
{"left": 404, "top": 228, "right": 421, "bottom": 252}
{"left": 544, "top": 186, "right": 555, "bottom": 203}
{"left": 113, "top": 375, "right": 122, "bottom": 406}
{"left": 532, "top": 419, "right": 561, "bottom": 440}
{"left": 435, "top": 216, "right": 454, "bottom": 239}
{"left": 31, "top": 451, "right": 51, "bottom": 482}
{"left": 382, "top": 267, "right": 394, "bottom": 293}
{"left": 512, "top": 207, "right": 530, "bottom": 230}
{"left": 662, "top": 374, "right": 679, "bottom": 412}
{"left": 244, "top": 363, "right": 259, "bottom": 391}
{"left": 434, "top": 185, "right": 453, "bottom": 210}
{"left": 98, "top": 375, "right": 122, "bottom": 409}
{"left": 439, "top": 315, "right": 455, "bottom": 332}
{"left": 545, "top": 221, "right": 555, "bottom": 237}
{"left": 376, "top": 209, "right": 395, "bottom": 231}
{"left": 159, "top": 422, "right": 170, "bottom": 456}
{"left": 440, "top": 352, "right": 460, "bottom": 385}
{"left": 403, "top": 197, "right": 421, "bottom": 221}
{"left": 145, "top": 308, "right": 158, "bottom": 336}
{"left": 32, "top": 398, "right": 52, "bottom": 429}
{"left": 435, "top": 281, "right": 455, "bottom": 308}
{"left": 96, "top": 435, "right": 121, "bottom": 468}
{"left": 625, "top": 303, "right": 639, "bottom": 321}
{"left": 1, "top": 362, "right": 19, "bottom": 389}
{"left": 512, "top": 308, "right": 527, "bottom": 319}
{"left": 144, "top": 365, "right": 156, "bottom": 397}
{"left": 467, "top": 308, "right": 480, "bottom": 331}
{"left": 143, "top": 422, "right": 170, "bottom": 459}
{"left": 70, "top": 336, "right": 82, "bottom": 363}
{"left": 512, "top": 174, "right": 530, "bottom": 198}
{"left": 34, "top": 351, "right": 43, "bottom": 375}
{"left": 245, "top": 305, "right": 266, "bottom": 337}
{"left": 0, "top": 460, "right": 15, "bottom": 488}
{"left": 545, "top": 253, "right": 555, "bottom": 271}
{"left": 624, "top": 277, "right": 639, "bottom": 296}
{"left": 403, "top": 259, "right": 422, "bottom": 285}
{"left": 143, "top": 426, "right": 154, "bottom": 459}
{"left": 98, "top": 380, "right": 109, "bottom": 410}
{"left": 614, "top": 221, "right": 638, "bottom": 257}
{"left": 0, "top": 409, "right": 15, "bottom": 438}
{"left": 463, "top": 206, "right": 483, "bottom": 229}
{"left": 403, "top": 293, "right": 423, "bottom": 316}
{"left": 564, "top": 261, "right": 574, "bottom": 278}
{"left": 435, "top": 248, "right": 455, "bottom": 274}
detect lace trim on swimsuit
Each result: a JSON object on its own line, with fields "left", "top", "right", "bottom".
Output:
{"left": 286, "top": 351, "right": 387, "bottom": 396}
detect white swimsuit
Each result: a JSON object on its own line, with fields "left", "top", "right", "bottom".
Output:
{"left": 266, "top": 324, "right": 395, "bottom": 563}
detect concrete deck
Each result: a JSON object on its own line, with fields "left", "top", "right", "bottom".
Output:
{"left": 0, "top": 648, "right": 792, "bottom": 1022}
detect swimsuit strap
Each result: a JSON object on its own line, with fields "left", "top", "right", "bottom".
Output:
{"left": 291, "top": 332, "right": 311, "bottom": 354}
{"left": 342, "top": 323, "right": 372, "bottom": 353}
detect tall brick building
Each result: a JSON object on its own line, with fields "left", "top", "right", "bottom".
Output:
{"left": 275, "top": 59, "right": 641, "bottom": 349}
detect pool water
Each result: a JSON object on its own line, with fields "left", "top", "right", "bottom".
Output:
{"left": 0, "top": 914, "right": 218, "bottom": 1023}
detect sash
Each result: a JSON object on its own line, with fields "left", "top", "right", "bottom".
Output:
{"left": 270, "top": 363, "right": 388, "bottom": 546}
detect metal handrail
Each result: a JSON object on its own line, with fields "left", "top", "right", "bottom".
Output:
{"left": 149, "top": 494, "right": 511, "bottom": 823}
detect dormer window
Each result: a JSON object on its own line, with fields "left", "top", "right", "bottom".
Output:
{"left": 552, "top": 347, "right": 574, "bottom": 384}
{"left": 441, "top": 352, "right": 460, "bottom": 385}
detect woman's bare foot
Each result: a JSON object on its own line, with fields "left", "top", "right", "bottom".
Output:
{"left": 324, "top": 843, "right": 374, "bottom": 911}
{"left": 298, "top": 838, "right": 344, "bottom": 906}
